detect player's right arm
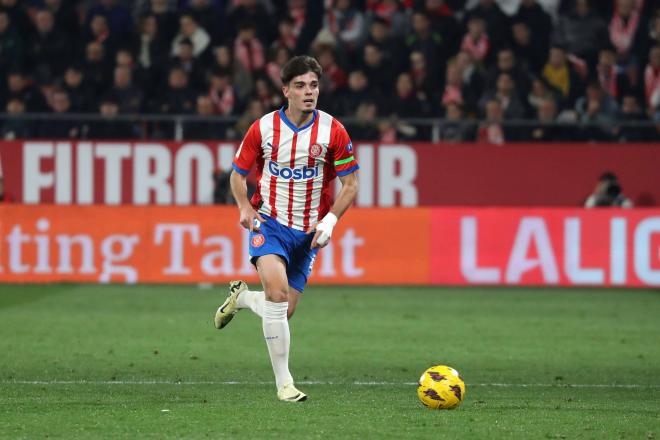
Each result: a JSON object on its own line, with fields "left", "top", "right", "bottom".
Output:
{"left": 231, "top": 120, "right": 265, "bottom": 232}
{"left": 230, "top": 171, "right": 264, "bottom": 231}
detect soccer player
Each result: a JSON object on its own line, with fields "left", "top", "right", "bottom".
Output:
{"left": 213, "top": 56, "right": 359, "bottom": 402}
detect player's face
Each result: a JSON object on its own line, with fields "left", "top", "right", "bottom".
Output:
{"left": 283, "top": 72, "right": 319, "bottom": 114}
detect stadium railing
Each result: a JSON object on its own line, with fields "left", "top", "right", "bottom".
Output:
{"left": 1, "top": 113, "right": 658, "bottom": 142}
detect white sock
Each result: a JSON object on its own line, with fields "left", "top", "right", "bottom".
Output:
{"left": 236, "top": 289, "right": 265, "bottom": 317}
{"left": 262, "top": 300, "right": 293, "bottom": 390}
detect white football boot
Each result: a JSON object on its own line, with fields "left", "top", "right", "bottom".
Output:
{"left": 277, "top": 383, "right": 308, "bottom": 402}
{"left": 214, "top": 280, "right": 248, "bottom": 329}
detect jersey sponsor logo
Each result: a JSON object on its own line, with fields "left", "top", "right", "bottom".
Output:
{"left": 251, "top": 234, "right": 265, "bottom": 247}
{"left": 268, "top": 161, "right": 319, "bottom": 180}
{"left": 309, "top": 143, "right": 323, "bottom": 158}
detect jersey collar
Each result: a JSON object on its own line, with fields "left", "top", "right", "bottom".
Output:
{"left": 279, "top": 106, "right": 318, "bottom": 133}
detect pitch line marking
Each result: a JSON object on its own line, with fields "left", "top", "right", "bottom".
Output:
{"left": 1, "top": 380, "right": 659, "bottom": 389}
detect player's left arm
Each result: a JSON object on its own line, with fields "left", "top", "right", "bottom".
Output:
{"left": 311, "top": 120, "right": 359, "bottom": 249}
{"left": 311, "top": 171, "right": 358, "bottom": 249}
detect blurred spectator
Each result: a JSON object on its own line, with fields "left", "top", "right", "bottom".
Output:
{"left": 325, "top": 0, "right": 366, "bottom": 53}
{"left": 292, "top": 0, "right": 324, "bottom": 55}
{"left": 454, "top": 50, "right": 486, "bottom": 115}
{"left": 576, "top": 81, "right": 619, "bottom": 123}
{"left": 85, "top": 0, "right": 134, "bottom": 38}
{"left": 511, "top": 20, "right": 546, "bottom": 74}
{"left": 608, "top": 0, "right": 646, "bottom": 65}
{"left": 644, "top": 46, "right": 660, "bottom": 112}
{"left": 211, "top": 45, "right": 253, "bottom": 100}
{"left": 350, "top": 101, "right": 380, "bottom": 140}
{"left": 360, "top": 43, "right": 392, "bottom": 94}
{"left": 115, "top": 49, "right": 147, "bottom": 86}
{"left": 273, "top": 15, "right": 298, "bottom": 52}
{"left": 41, "top": 0, "right": 81, "bottom": 42}
{"left": 461, "top": 15, "right": 491, "bottom": 65}
{"left": 106, "top": 65, "right": 144, "bottom": 114}
{"left": 0, "top": 175, "right": 14, "bottom": 202}
{"left": 27, "top": 9, "right": 71, "bottom": 83}
{"left": 253, "top": 75, "right": 282, "bottom": 112}
{"left": 184, "top": 95, "right": 227, "bottom": 139}
{"left": 170, "top": 38, "right": 206, "bottom": 90}
{"left": 366, "top": 0, "right": 410, "bottom": 38}
{"left": 476, "top": 99, "right": 507, "bottom": 144}
{"left": 0, "top": 10, "right": 24, "bottom": 77}
{"left": 648, "top": 13, "right": 660, "bottom": 49}
{"left": 528, "top": 97, "right": 571, "bottom": 141}
{"left": 527, "top": 76, "right": 559, "bottom": 115}
{"left": 406, "top": 11, "right": 447, "bottom": 84}
{"left": 513, "top": 0, "right": 552, "bottom": 62}
{"left": 155, "top": 67, "right": 196, "bottom": 114}
{"left": 335, "top": 69, "right": 379, "bottom": 116}
{"left": 181, "top": 0, "right": 223, "bottom": 43}
{"left": 0, "top": 0, "right": 31, "bottom": 35}
{"left": 2, "top": 98, "right": 31, "bottom": 140}
{"left": 208, "top": 68, "right": 236, "bottom": 116}
{"left": 232, "top": 98, "right": 265, "bottom": 138}
{"left": 553, "top": 0, "right": 608, "bottom": 67}
{"left": 171, "top": 13, "right": 210, "bottom": 58}
{"left": 136, "top": 13, "right": 170, "bottom": 96}
{"left": 465, "top": 0, "right": 510, "bottom": 52}
{"left": 317, "top": 46, "right": 348, "bottom": 95}
{"left": 390, "top": 71, "right": 432, "bottom": 120}
{"left": 143, "top": 0, "right": 179, "bottom": 43}
{"left": 227, "top": 0, "right": 275, "bottom": 44}
{"left": 596, "top": 46, "right": 630, "bottom": 100}
{"left": 584, "top": 171, "right": 633, "bottom": 207}
{"left": 38, "top": 89, "right": 81, "bottom": 138}
{"left": 439, "top": 101, "right": 475, "bottom": 142}
{"left": 542, "top": 45, "right": 583, "bottom": 107}
{"left": 441, "top": 62, "right": 465, "bottom": 108}
{"left": 408, "top": 50, "right": 435, "bottom": 102}
{"left": 615, "top": 94, "right": 652, "bottom": 141}
{"left": 86, "top": 96, "right": 135, "bottom": 139}
{"left": 365, "top": 16, "right": 405, "bottom": 74}
{"left": 61, "top": 64, "right": 95, "bottom": 112}
{"left": 2, "top": 69, "right": 47, "bottom": 112}
{"left": 83, "top": 41, "right": 112, "bottom": 96}
{"left": 423, "top": 0, "right": 462, "bottom": 56}
{"left": 265, "top": 45, "right": 292, "bottom": 88}
{"left": 233, "top": 21, "right": 265, "bottom": 74}
{"left": 486, "top": 48, "right": 532, "bottom": 96}
{"left": 479, "top": 72, "right": 527, "bottom": 119}
{"left": 85, "top": 13, "right": 120, "bottom": 61}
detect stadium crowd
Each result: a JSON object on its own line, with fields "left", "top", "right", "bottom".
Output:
{"left": 1, "top": 0, "right": 659, "bottom": 142}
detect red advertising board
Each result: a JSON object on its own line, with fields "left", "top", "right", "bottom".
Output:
{"left": 1, "top": 141, "right": 658, "bottom": 206}
{"left": 0, "top": 205, "right": 658, "bottom": 287}
{"left": 431, "top": 208, "right": 660, "bottom": 287}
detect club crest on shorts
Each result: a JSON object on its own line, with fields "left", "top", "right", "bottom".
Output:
{"left": 309, "top": 143, "right": 323, "bottom": 158}
{"left": 251, "top": 234, "right": 265, "bottom": 247}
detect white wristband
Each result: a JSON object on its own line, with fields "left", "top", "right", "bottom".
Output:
{"left": 315, "top": 213, "right": 338, "bottom": 246}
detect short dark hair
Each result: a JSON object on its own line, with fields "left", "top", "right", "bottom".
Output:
{"left": 281, "top": 55, "right": 322, "bottom": 85}
{"left": 599, "top": 171, "right": 617, "bottom": 182}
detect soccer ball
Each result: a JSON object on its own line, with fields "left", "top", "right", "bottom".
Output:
{"left": 417, "top": 365, "right": 466, "bottom": 409}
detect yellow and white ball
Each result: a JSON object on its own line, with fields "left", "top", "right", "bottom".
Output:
{"left": 417, "top": 365, "right": 466, "bottom": 409}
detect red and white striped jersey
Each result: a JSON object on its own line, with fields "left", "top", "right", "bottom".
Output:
{"left": 232, "top": 108, "right": 359, "bottom": 232}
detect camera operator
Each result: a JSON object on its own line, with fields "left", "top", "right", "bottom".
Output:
{"left": 584, "top": 172, "right": 633, "bottom": 208}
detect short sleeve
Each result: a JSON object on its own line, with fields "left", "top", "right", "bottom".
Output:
{"left": 232, "top": 120, "right": 262, "bottom": 175}
{"left": 331, "top": 119, "right": 359, "bottom": 177}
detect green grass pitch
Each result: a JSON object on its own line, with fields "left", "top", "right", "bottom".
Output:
{"left": 0, "top": 284, "right": 658, "bottom": 439}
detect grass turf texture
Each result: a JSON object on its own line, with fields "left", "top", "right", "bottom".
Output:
{"left": 0, "top": 285, "right": 658, "bottom": 439}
